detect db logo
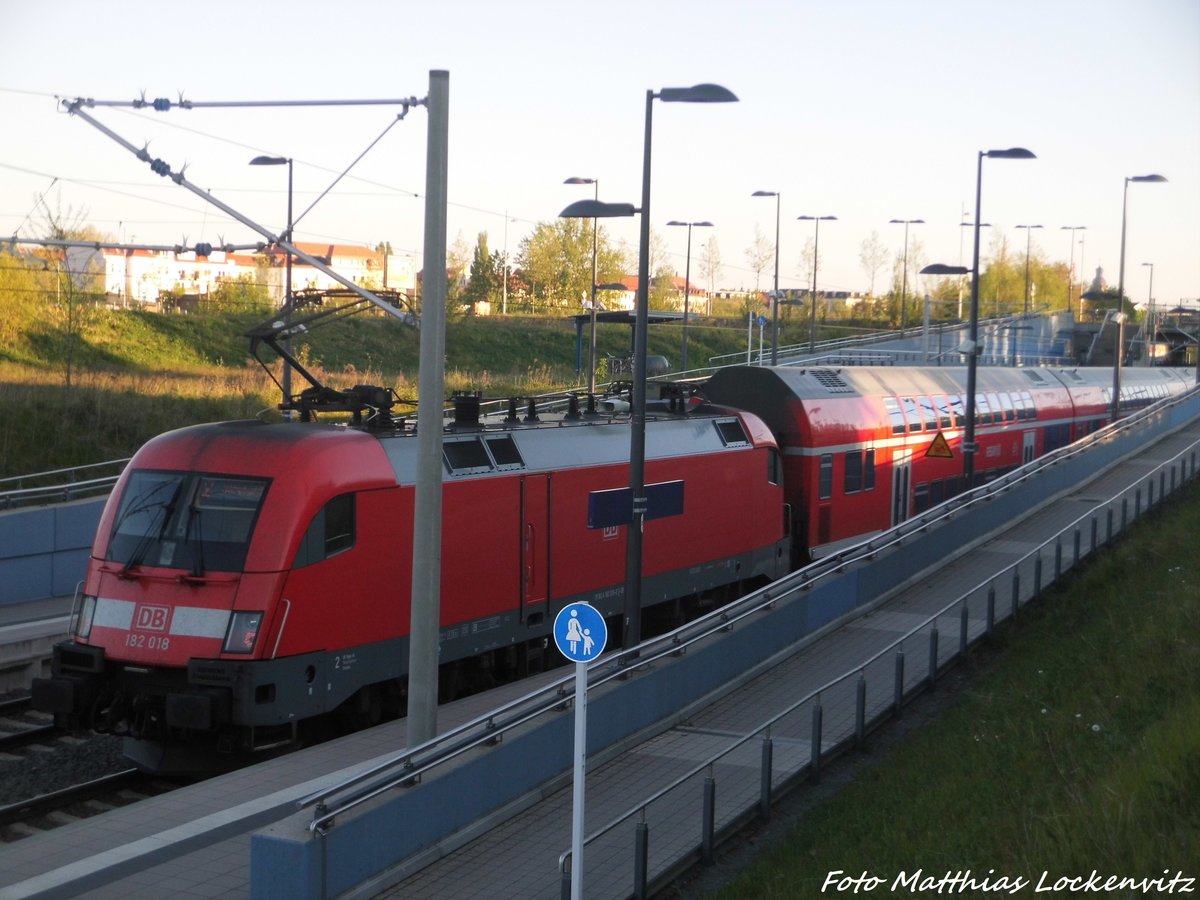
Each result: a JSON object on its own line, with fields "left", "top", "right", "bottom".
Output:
{"left": 134, "top": 605, "right": 170, "bottom": 632}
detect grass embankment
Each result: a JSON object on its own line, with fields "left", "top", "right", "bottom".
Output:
{"left": 0, "top": 305, "right": 756, "bottom": 477}
{"left": 705, "top": 482, "right": 1200, "bottom": 898}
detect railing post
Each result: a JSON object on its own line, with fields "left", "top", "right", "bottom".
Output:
{"left": 1160, "top": 470, "right": 1166, "bottom": 500}
{"left": 893, "top": 649, "right": 905, "bottom": 717}
{"left": 561, "top": 856, "right": 572, "bottom": 900}
{"left": 1121, "top": 497, "right": 1128, "bottom": 532}
{"left": 702, "top": 772, "right": 716, "bottom": 864}
{"left": 1054, "top": 538, "right": 1062, "bottom": 580}
{"left": 1135, "top": 489, "right": 1142, "bottom": 520}
{"left": 633, "top": 819, "right": 649, "bottom": 900}
{"left": 810, "top": 699, "right": 824, "bottom": 784}
{"left": 1091, "top": 515, "right": 1099, "bottom": 554}
{"left": 1073, "top": 527, "right": 1081, "bottom": 567}
{"left": 1107, "top": 506, "right": 1114, "bottom": 542}
{"left": 1011, "top": 569, "right": 1020, "bottom": 620}
{"left": 1033, "top": 555, "right": 1042, "bottom": 598}
{"left": 928, "top": 626, "right": 939, "bottom": 687}
{"left": 759, "top": 733, "right": 774, "bottom": 819}
{"left": 959, "top": 601, "right": 969, "bottom": 658}
{"left": 855, "top": 673, "right": 867, "bottom": 749}
{"left": 986, "top": 586, "right": 995, "bottom": 637}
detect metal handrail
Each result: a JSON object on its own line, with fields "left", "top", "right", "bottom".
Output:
{"left": 558, "top": 404, "right": 1200, "bottom": 885}
{"left": 0, "top": 459, "right": 129, "bottom": 510}
{"left": 303, "top": 384, "right": 1199, "bottom": 834}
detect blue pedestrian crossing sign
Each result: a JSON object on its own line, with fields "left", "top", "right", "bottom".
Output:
{"left": 553, "top": 602, "right": 608, "bottom": 663}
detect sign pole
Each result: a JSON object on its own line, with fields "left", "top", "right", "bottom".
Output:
{"left": 553, "top": 601, "right": 608, "bottom": 900}
{"left": 571, "top": 659, "right": 586, "bottom": 900}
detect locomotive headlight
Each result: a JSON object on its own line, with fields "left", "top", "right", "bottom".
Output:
{"left": 74, "top": 594, "right": 97, "bottom": 639}
{"left": 223, "top": 611, "right": 264, "bottom": 655}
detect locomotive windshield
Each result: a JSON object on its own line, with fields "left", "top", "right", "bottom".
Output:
{"left": 106, "top": 470, "right": 270, "bottom": 574}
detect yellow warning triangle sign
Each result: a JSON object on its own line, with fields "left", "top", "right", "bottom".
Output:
{"left": 925, "top": 431, "right": 954, "bottom": 459}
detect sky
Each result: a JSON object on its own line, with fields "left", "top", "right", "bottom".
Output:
{"left": 2, "top": 0, "right": 1198, "bottom": 311}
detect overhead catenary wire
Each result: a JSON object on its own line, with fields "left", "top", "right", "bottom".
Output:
{"left": 58, "top": 95, "right": 424, "bottom": 322}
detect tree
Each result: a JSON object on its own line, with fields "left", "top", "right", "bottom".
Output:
{"left": 699, "top": 234, "right": 723, "bottom": 314}
{"left": 461, "top": 232, "right": 497, "bottom": 315}
{"left": 859, "top": 231, "right": 889, "bottom": 298}
{"left": 744, "top": 225, "right": 774, "bottom": 293}
{"left": 516, "top": 218, "right": 625, "bottom": 312}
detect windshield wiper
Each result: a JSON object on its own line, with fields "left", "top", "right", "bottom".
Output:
{"left": 120, "top": 481, "right": 183, "bottom": 576}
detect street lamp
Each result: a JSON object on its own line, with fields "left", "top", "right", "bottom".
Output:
{"left": 751, "top": 190, "right": 780, "bottom": 363}
{"left": 1117, "top": 174, "right": 1167, "bottom": 367}
{"left": 559, "top": 82, "right": 736, "bottom": 655}
{"left": 250, "top": 154, "right": 294, "bottom": 420}
{"left": 797, "top": 215, "right": 836, "bottom": 353}
{"left": 922, "top": 147, "right": 1035, "bottom": 488}
{"left": 565, "top": 176, "right": 602, "bottom": 393}
{"left": 667, "top": 219, "right": 713, "bottom": 371}
{"left": 1142, "top": 261, "right": 1155, "bottom": 366}
{"left": 889, "top": 218, "right": 924, "bottom": 331}
{"left": 1014, "top": 224, "right": 1043, "bottom": 314}
{"left": 1060, "top": 225, "right": 1086, "bottom": 316}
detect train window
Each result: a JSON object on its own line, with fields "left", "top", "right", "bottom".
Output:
{"left": 444, "top": 438, "right": 493, "bottom": 474}
{"left": 884, "top": 398, "right": 906, "bottom": 435}
{"left": 715, "top": 418, "right": 750, "bottom": 446}
{"left": 918, "top": 396, "right": 938, "bottom": 430}
{"left": 485, "top": 435, "right": 524, "bottom": 468}
{"left": 975, "top": 393, "right": 991, "bottom": 425}
{"left": 986, "top": 393, "right": 1003, "bottom": 424}
{"left": 295, "top": 494, "right": 356, "bottom": 567}
{"left": 914, "top": 482, "right": 931, "bottom": 514}
{"left": 843, "top": 449, "right": 877, "bottom": 494}
{"left": 999, "top": 393, "right": 1015, "bottom": 422}
{"left": 844, "top": 451, "right": 862, "bottom": 493}
{"left": 930, "top": 479, "right": 945, "bottom": 506}
{"left": 819, "top": 454, "right": 833, "bottom": 500}
{"left": 106, "top": 471, "right": 269, "bottom": 573}
{"left": 948, "top": 394, "right": 965, "bottom": 426}
{"left": 901, "top": 397, "right": 922, "bottom": 432}
{"left": 933, "top": 396, "right": 953, "bottom": 428}
{"left": 1019, "top": 391, "right": 1035, "bottom": 420}
{"left": 767, "top": 448, "right": 782, "bottom": 485}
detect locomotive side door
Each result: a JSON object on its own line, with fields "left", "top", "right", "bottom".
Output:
{"left": 1022, "top": 430, "right": 1036, "bottom": 465}
{"left": 891, "top": 448, "right": 912, "bottom": 526}
{"left": 521, "top": 474, "right": 551, "bottom": 623}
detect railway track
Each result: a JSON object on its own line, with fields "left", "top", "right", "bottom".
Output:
{"left": 0, "top": 691, "right": 187, "bottom": 842}
{"left": 0, "top": 767, "right": 181, "bottom": 842}
{"left": 0, "top": 695, "right": 58, "bottom": 752}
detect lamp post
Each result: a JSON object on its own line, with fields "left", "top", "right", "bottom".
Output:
{"left": 751, "top": 191, "right": 780, "bottom": 364}
{"left": 797, "top": 215, "right": 836, "bottom": 353}
{"left": 889, "top": 218, "right": 924, "bottom": 331}
{"left": 1060, "top": 225, "right": 1086, "bottom": 316}
{"left": 922, "top": 147, "right": 1035, "bottom": 488}
{"left": 1142, "top": 261, "right": 1155, "bottom": 366}
{"left": 1014, "top": 224, "right": 1043, "bottom": 314}
{"left": 1108, "top": 174, "right": 1166, "bottom": 412}
{"left": 558, "top": 82, "right": 736, "bottom": 655}
{"left": 565, "top": 176, "right": 601, "bottom": 393}
{"left": 622, "top": 83, "right": 736, "bottom": 652}
{"left": 250, "top": 154, "right": 294, "bottom": 420}
{"left": 667, "top": 219, "right": 713, "bottom": 371}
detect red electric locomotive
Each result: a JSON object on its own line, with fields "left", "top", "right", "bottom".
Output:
{"left": 703, "top": 364, "right": 1194, "bottom": 560}
{"left": 34, "top": 391, "right": 790, "bottom": 772}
